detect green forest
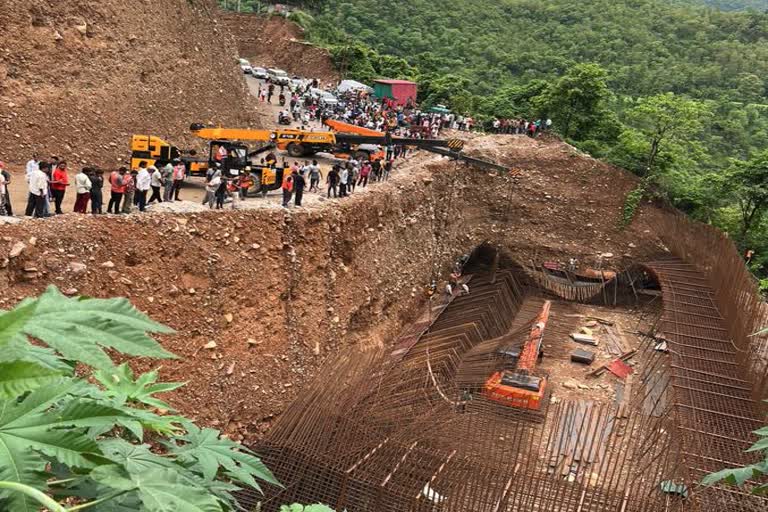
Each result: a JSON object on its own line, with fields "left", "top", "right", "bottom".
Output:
{"left": 222, "top": 0, "right": 768, "bottom": 286}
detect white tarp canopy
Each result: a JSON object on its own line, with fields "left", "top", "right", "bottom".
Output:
{"left": 337, "top": 79, "right": 373, "bottom": 93}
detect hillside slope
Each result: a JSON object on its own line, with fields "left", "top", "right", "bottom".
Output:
{"left": 0, "top": 0, "right": 259, "bottom": 166}
{"left": 0, "top": 136, "right": 666, "bottom": 442}
{"left": 222, "top": 13, "right": 339, "bottom": 84}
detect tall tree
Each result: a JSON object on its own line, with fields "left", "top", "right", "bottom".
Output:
{"left": 725, "top": 150, "right": 768, "bottom": 241}
{"left": 533, "top": 63, "right": 612, "bottom": 139}
{"left": 625, "top": 93, "right": 709, "bottom": 177}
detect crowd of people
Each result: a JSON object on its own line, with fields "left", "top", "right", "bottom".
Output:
{"left": 491, "top": 118, "right": 552, "bottom": 136}
{"left": 0, "top": 155, "right": 189, "bottom": 218}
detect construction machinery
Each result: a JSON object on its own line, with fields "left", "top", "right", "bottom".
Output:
{"left": 129, "top": 135, "right": 208, "bottom": 175}
{"left": 484, "top": 300, "right": 551, "bottom": 411}
{"left": 130, "top": 120, "right": 509, "bottom": 195}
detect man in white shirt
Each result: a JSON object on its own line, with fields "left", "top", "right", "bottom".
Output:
{"left": 73, "top": 167, "right": 92, "bottom": 214}
{"left": 26, "top": 161, "right": 49, "bottom": 217}
{"left": 25, "top": 154, "right": 39, "bottom": 182}
{"left": 148, "top": 164, "right": 163, "bottom": 204}
{"left": 135, "top": 162, "right": 151, "bottom": 212}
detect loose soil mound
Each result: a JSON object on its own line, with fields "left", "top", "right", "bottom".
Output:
{"left": 0, "top": 0, "right": 259, "bottom": 167}
{"left": 222, "top": 13, "right": 340, "bottom": 85}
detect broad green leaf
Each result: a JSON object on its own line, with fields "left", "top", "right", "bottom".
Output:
{"left": 0, "top": 299, "right": 37, "bottom": 346}
{"left": 168, "top": 423, "right": 280, "bottom": 489}
{"left": 0, "top": 437, "right": 48, "bottom": 512}
{"left": 0, "top": 361, "right": 65, "bottom": 398}
{"left": 91, "top": 464, "right": 138, "bottom": 491}
{"left": 0, "top": 385, "right": 133, "bottom": 510}
{"left": 94, "top": 364, "right": 185, "bottom": 412}
{"left": 135, "top": 468, "right": 223, "bottom": 512}
{"left": 746, "top": 436, "right": 768, "bottom": 453}
{"left": 9, "top": 286, "right": 176, "bottom": 370}
{"left": 702, "top": 464, "right": 761, "bottom": 487}
{"left": 0, "top": 335, "right": 73, "bottom": 372}
{"left": 99, "top": 439, "right": 179, "bottom": 476}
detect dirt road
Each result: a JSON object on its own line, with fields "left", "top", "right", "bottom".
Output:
{"left": 2, "top": 75, "right": 388, "bottom": 217}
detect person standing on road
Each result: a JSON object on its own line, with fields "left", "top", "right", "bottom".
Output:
{"left": 327, "top": 165, "right": 339, "bottom": 198}
{"left": 206, "top": 169, "right": 221, "bottom": 209}
{"left": 0, "top": 162, "right": 12, "bottom": 215}
{"left": 358, "top": 160, "right": 371, "bottom": 188}
{"left": 268, "top": 83, "right": 275, "bottom": 104}
{"left": 148, "top": 164, "right": 163, "bottom": 204}
{"left": 26, "top": 154, "right": 39, "bottom": 182}
{"left": 383, "top": 159, "right": 393, "bottom": 181}
{"left": 161, "top": 162, "right": 174, "bottom": 202}
{"left": 108, "top": 167, "right": 126, "bottom": 213}
{"left": 135, "top": 163, "right": 151, "bottom": 212}
{"left": 339, "top": 165, "right": 349, "bottom": 197}
{"left": 172, "top": 160, "right": 185, "bottom": 200}
{"left": 215, "top": 174, "right": 228, "bottom": 209}
{"left": 122, "top": 170, "right": 136, "bottom": 214}
{"left": 281, "top": 168, "right": 294, "bottom": 207}
{"left": 0, "top": 166, "right": 8, "bottom": 216}
{"left": 90, "top": 168, "right": 104, "bottom": 214}
{"left": 73, "top": 167, "right": 92, "bottom": 213}
{"left": 308, "top": 160, "right": 321, "bottom": 192}
{"left": 346, "top": 162, "right": 356, "bottom": 194}
{"left": 26, "top": 161, "right": 49, "bottom": 217}
{"left": 293, "top": 169, "right": 306, "bottom": 207}
{"left": 50, "top": 161, "right": 70, "bottom": 215}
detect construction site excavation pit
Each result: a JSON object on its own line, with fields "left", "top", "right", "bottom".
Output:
{"left": 235, "top": 245, "right": 765, "bottom": 512}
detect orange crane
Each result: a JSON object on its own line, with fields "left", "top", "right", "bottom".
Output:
{"left": 484, "top": 301, "right": 551, "bottom": 411}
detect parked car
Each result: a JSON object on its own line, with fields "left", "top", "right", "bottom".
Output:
{"left": 238, "top": 58, "right": 252, "bottom": 75}
{"left": 267, "top": 68, "right": 290, "bottom": 85}
{"left": 318, "top": 91, "right": 339, "bottom": 107}
{"left": 290, "top": 76, "right": 310, "bottom": 89}
{"left": 252, "top": 67, "right": 269, "bottom": 79}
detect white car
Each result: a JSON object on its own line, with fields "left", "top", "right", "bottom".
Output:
{"left": 268, "top": 68, "right": 290, "bottom": 86}
{"left": 306, "top": 88, "right": 338, "bottom": 106}
{"left": 238, "top": 58, "right": 252, "bottom": 74}
{"left": 252, "top": 67, "right": 269, "bottom": 79}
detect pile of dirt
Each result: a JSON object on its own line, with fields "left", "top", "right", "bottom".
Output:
{"left": 0, "top": 0, "right": 259, "bottom": 167}
{"left": 0, "top": 135, "right": 667, "bottom": 443}
{"left": 221, "top": 13, "right": 340, "bottom": 85}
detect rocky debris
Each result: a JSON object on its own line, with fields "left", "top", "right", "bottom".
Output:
{"left": 9, "top": 242, "right": 26, "bottom": 258}
{"left": 100, "top": 261, "right": 115, "bottom": 268}
{"left": 0, "top": 0, "right": 259, "bottom": 166}
{"left": 204, "top": 341, "right": 217, "bottom": 350}
{"left": 69, "top": 262, "right": 87, "bottom": 275}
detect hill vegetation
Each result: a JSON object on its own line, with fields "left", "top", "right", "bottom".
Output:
{"left": 276, "top": 0, "right": 767, "bottom": 284}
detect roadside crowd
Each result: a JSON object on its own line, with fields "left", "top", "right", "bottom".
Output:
{"left": 491, "top": 118, "right": 552, "bottom": 136}
{"left": 200, "top": 154, "right": 395, "bottom": 211}
{"left": 0, "top": 155, "right": 188, "bottom": 218}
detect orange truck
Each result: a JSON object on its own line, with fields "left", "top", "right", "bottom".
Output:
{"left": 484, "top": 301, "right": 552, "bottom": 411}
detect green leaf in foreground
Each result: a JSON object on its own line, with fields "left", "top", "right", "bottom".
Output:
{"left": 0, "top": 361, "right": 65, "bottom": 398}
{"left": 0, "top": 286, "right": 176, "bottom": 370}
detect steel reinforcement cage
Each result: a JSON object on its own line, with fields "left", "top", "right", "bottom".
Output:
{"left": 238, "top": 211, "right": 768, "bottom": 512}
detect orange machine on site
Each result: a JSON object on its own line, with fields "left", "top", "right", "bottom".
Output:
{"left": 484, "top": 301, "right": 552, "bottom": 411}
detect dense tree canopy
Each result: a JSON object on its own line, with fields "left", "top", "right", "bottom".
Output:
{"left": 288, "top": 0, "right": 768, "bottom": 281}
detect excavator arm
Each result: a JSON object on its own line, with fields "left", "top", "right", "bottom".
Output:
{"left": 323, "top": 119, "right": 510, "bottom": 173}
{"left": 190, "top": 123, "right": 274, "bottom": 142}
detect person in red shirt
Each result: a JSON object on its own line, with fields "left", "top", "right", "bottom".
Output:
{"left": 50, "top": 161, "right": 70, "bottom": 214}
